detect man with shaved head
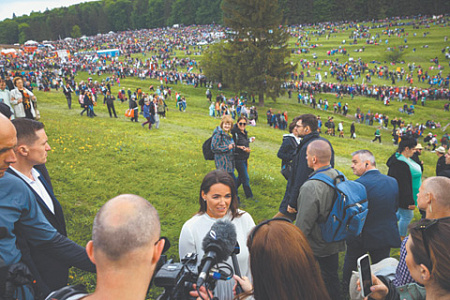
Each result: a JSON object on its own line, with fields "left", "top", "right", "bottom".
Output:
{"left": 0, "top": 114, "right": 95, "bottom": 300}
{"left": 294, "top": 139, "right": 345, "bottom": 300}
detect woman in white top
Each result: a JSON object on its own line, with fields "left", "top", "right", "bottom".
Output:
{"left": 10, "top": 77, "right": 37, "bottom": 119}
{"left": 179, "top": 170, "right": 255, "bottom": 300}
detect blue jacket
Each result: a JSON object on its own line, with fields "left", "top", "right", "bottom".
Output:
{"left": 356, "top": 169, "right": 401, "bottom": 249}
{"left": 7, "top": 168, "right": 69, "bottom": 295}
{"left": 0, "top": 172, "right": 95, "bottom": 299}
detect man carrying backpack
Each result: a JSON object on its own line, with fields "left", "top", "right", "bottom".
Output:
{"left": 294, "top": 140, "right": 345, "bottom": 300}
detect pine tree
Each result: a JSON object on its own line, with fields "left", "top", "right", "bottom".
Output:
{"left": 211, "top": 0, "right": 295, "bottom": 105}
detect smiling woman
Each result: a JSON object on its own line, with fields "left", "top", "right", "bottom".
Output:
{"left": 178, "top": 170, "right": 255, "bottom": 300}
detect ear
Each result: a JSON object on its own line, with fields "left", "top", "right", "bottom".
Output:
{"left": 86, "top": 240, "right": 96, "bottom": 265}
{"left": 152, "top": 238, "right": 165, "bottom": 265}
{"left": 419, "top": 264, "right": 431, "bottom": 282}
{"left": 201, "top": 191, "right": 206, "bottom": 200}
{"left": 16, "top": 145, "right": 29, "bottom": 157}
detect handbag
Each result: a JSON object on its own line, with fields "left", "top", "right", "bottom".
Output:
{"left": 125, "top": 109, "right": 134, "bottom": 118}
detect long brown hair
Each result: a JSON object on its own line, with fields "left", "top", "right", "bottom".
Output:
{"left": 242, "top": 219, "right": 331, "bottom": 300}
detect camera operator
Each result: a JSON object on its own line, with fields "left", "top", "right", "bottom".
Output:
{"left": 46, "top": 194, "right": 210, "bottom": 300}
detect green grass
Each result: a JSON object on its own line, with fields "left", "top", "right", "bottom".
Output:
{"left": 32, "top": 19, "right": 450, "bottom": 298}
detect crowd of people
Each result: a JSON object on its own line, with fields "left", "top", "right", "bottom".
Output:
{"left": 1, "top": 14, "right": 450, "bottom": 300}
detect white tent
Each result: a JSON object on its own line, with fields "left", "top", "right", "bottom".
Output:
{"left": 24, "top": 40, "right": 38, "bottom": 45}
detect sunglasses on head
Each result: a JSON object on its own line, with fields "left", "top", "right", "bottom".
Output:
{"left": 412, "top": 218, "right": 439, "bottom": 270}
{"left": 248, "top": 217, "right": 292, "bottom": 246}
{"left": 238, "top": 122, "right": 247, "bottom": 126}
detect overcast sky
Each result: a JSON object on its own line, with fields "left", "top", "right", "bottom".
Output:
{"left": 0, "top": 0, "right": 99, "bottom": 21}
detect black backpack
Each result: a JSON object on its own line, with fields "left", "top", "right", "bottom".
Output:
{"left": 202, "top": 137, "right": 215, "bottom": 160}
{"left": 44, "top": 284, "right": 88, "bottom": 300}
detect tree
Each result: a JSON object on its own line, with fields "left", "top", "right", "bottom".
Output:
{"left": 203, "top": 0, "right": 295, "bottom": 105}
{"left": 18, "top": 23, "right": 31, "bottom": 44}
{"left": 0, "top": 19, "right": 19, "bottom": 44}
{"left": 71, "top": 25, "right": 82, "bottom": 38}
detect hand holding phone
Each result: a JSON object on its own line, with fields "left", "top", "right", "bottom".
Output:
{"left": 357, "top": 254, "right": 373, "bottom": 298}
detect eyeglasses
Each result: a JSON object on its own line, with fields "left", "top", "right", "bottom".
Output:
{"left": 295, "top": 124, "right": 303, "bottom": 128}
{"left": 248, "top": 217, "right": 292, "bottom": 247}
{"left": 413, "top": 219, "right": 439, "bottom": 270}
{"left": 238, "top": 122, "right": 247, "bottom": 126}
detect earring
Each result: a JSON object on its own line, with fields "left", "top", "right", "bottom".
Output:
{"left": 429, "top": 204, "right": 432, "bottom": 213}
{"left": 203, "top": 198, "right": 207, "bottom": 202}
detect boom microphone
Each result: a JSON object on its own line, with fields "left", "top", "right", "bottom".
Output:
{"left": 196, "top": 220, "right": 237, "bottom": 287}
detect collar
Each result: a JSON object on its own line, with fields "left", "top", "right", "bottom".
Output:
{"left": 311, "top": 165, "right": 332, "bottom": 176}
{"left": 9, "top": 166, "right": 40, "bottom": 183}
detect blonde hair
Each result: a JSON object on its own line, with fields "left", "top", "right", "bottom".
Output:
{"left": 220, "top": 115, "right": 233, "bottom": 130}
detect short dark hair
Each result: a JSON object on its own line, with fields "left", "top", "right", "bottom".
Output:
{"left": 289, "top": 116, "right": 301, "bottom": 134}
{"left": 198, "top": 170, "right": 241, "bottom": 219}
{"left": 298, "top": 114, "right": 318, "bottom": 132}
{"left": 11, "top": 118, "right": 44, "bottom": 145}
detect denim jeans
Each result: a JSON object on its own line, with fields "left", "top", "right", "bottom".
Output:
{"left": 316, "top": 253, "right": 342, "bottom": 300}
{"left": 234, "top": 160, "right": 253, "bottom": 198}
{"left": 397, "top": 208, "right": 414, "bottom": 237}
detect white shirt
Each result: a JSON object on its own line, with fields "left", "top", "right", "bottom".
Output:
{"left": 10, "top": 166, "right": 55, "bottom": 214}
{"left": 179, "top": 210, "right": 255, "bottom": 300}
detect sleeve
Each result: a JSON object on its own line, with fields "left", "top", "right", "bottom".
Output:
{"left": 295, "top": 183, "right": 320, "bottom": 236}
{"left": 211, "top": 132, "right": 230, "bottom": 154}
{"left": 179, "top": 221, "right": 197, "bottom": 259}
{"left": 10, "top": 89, "right": 20, "bottom": 104}
{"left": 377, "top": 276, "right": 401, "bottom": 300}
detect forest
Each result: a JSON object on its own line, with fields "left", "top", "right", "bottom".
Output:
{"left": 0, "top": 0, "right": 449, "bottom": 44}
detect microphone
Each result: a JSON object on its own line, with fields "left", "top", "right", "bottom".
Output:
{"left": 231, "top": 242, "right": 244, "bottom": 295}
{"left": 197, "top": 220, "right": 237, "bottom": 287}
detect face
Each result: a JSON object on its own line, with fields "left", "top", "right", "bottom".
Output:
{"left": 295, "top": 120, "right": 309, "bottom": 137}
{"left": 351, "top": 155, "right": 367, "bottom": 177}
{"left": 202, "top": 183, "right": 232, "bottom": 219}
{"left": 237, "top": 120, "right": 247, "bottom": 131}
{"left": 0, "top": 124, "right": 17, "bottom": 177}
{"left": 405, "top": 237, "right": 424, "bottom": 285}
{"left": 0, "top": 80, "right": 5, "bottom": 90}
{"left": 446, "top": 149, "right": 450, "bottom": 165}
{"left": 222, "top": 122, "right": 232, "bottom": 132}
{"left": 26, "top": 129, "right": 51, "bottom": 165}
{"left": 416, "top": 184, "right": 430, "bottom": 211}
{"left": 15, "top": 79, "right": 23, "bottom": 89}
{"left": 306, "top": 147, "right": 314, "bottom": 169}
{"left": 403, "top": 147, "right": 415, "bottom": 158}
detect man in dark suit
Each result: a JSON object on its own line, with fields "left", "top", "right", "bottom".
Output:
{"left": 342, "top": 150, "right": 401, "bottom": 292}
{"left": 7, "top": 118, "right": 69, "bottom": 296}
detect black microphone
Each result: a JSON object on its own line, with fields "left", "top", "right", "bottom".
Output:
{"left": 231, "top": 242, "right": 244, "bottom": 295}
{"left": 197, "top": 220, "right": 237, "bottom": 287}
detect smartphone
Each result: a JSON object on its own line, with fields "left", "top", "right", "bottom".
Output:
{"left": 357, "top": 254, "right": 372, "bottom": 298}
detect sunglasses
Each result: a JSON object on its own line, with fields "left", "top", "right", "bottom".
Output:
{"left": 248, "top": 217, "right": 292, "bottom": 246}
{"left": 238, "top": 122, "right": 247, "bottom": 126}
{"left": 413, "top": 218, "right": 439, "bottom": 270}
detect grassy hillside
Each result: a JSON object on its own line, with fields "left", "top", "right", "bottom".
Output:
{"left": 33, "top": 19, "right": 449, "bottom": 298}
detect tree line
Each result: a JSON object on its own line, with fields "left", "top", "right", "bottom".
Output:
{"left": 0, "top": 0, "right": 448, "bottom": 44}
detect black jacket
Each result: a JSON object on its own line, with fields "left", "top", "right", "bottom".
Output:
{"left": 231, "top": 124, "right": 250, "bottom": 161}
{"left": 386, "top": 153, "right": 415, "bottom": 209}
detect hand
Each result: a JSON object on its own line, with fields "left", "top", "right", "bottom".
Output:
{"left": 250, "top": 137, "right": 256, "bottom": 142}
{"left": 189, "top": 284, "right": 213, "bottom": 300}
{"left": 233, "top": 275, "right": 253, "bottom": 294}
{"left": 228, "top": 143, "right": 235, "bottom": 150}
{"left": 356, "top": 275, "right": 388, "bottom": 300}
{"left": 287, "top": 205, "right": 297, "bottom": 214}
{"left": 408, "top": 205, "right": 416, "bottom": 210}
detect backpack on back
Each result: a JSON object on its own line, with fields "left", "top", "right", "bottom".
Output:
{"left": 310, "top": 171, "right": 368, "bottom": 243}
{"left": 202, "top": 137, "right": 214, "bottom": 160}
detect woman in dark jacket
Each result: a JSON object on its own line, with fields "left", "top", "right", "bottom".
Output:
{"left": 231, "top": 116, "right": 255, "bottom": 199}
{"left": 277, "top": 117, "right": 301, "bottom": 180}
{"left": 386, "top": 135, "right": 422, "bottom": 239}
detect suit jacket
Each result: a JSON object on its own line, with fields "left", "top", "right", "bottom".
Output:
{"left": 7, "top": 168, "right": 68, "bottom": 296}
{"left": 356, "top": 169, "right": 401, "bottom": 250}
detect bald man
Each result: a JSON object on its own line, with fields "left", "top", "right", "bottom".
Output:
{"left": 0, "top": 114, "right": 95, "bottom": 300}
{"left": 46, "top": 195, "right": 165, "bottom": 300}
{"left": 294, "top": 140, "right": 345, "bottom": 300}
